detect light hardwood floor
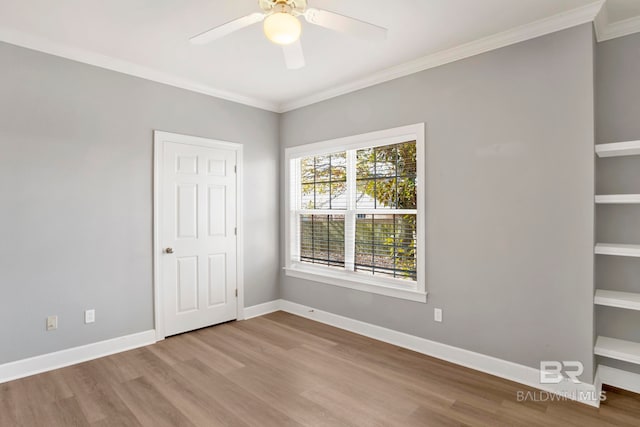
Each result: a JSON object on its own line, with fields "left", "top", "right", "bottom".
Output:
{"left": 1, "top": 311, "right": 639, "bottom": 426}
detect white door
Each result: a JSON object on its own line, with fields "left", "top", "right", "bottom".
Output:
{"left": 158, "top": 133, "right": 238, "bottom": 337}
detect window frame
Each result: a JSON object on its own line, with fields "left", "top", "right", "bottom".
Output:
{"left": 284, "top": 123, "right": 427, "bottom": 303}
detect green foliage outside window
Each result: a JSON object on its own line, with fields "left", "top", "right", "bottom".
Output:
{"left": 299, "top": 141, "right": 418, "bottom": 280}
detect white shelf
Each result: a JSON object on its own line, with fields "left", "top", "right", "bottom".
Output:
{"left": 595, "top": 194, "right": 640, "bottom": 204}
{"left": 596, "top": 140, "right": 640, "bottom": 158}
{"left": 595, "top": 290, "right": 640, "bottom": 311}
{"left": 598, "top": 365, "right": 640, "bottom": 395}
{"left": 595, "top": 243, "right": 640, "bottom": 257}
{"left": 595, "top": 336, "right": 640, "bottom": 365}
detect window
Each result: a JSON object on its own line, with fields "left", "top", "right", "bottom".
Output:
{"left": 285, "top": 124, "right": 426, "bottom": 302}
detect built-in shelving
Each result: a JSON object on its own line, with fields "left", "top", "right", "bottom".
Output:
{"left": 594, "top": 136, "right": 640, "bottom": 393}
{"left": 595, "top": 194, "right": 640, "bottom": 204}
{"left": 595, "top": 289, "right": 640, "bottom": 311}
{"left": 595, "top": 336, "right": 640, "bottom": 365}
{"left": 596, "top": 140, "right": 640, "bottom": 158}
{"left": 595, "top": 243, "right": 640, "bottom": 257}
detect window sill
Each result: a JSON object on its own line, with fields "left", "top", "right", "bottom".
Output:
{"left": 283, "top": 265, "right": 428, "bottom": 303}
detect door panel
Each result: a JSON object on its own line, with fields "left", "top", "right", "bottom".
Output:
{"left": 161, "top": 139, "right": 237, "bottom": 336}
{"left": 208, "top": 254, "right": 226, "bottom": 307}
{"left": 177, "top": 256, "right": 198, "bottom": 313}
{"left": 208, "top": 185, "right": 226, "bottom": 236}
{"left": 176, "top": 184, "right": 198, "bottom": 239}
{"left": 177, "top": 155, "right": 198, "bottom": 175}
{"left": 207, "top": 159, "right": 226, "bottom": 176}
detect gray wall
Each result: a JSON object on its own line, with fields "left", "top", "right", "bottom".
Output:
{"left": 280, "top": 24, "right": 596, "bottom": 381}
{"left": 0, "top": 23, "right": 603, "bottom": 381}
{"left": 0, "top": 41, "right": 280, "bottom": 364}
{"left": 595, "top": 32, "right": 640, "bottom": 375}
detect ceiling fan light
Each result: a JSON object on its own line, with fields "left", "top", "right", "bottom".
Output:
{"left": 263, "top": 12, "right": 301, "bottom": 45}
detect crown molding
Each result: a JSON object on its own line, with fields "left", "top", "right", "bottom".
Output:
{"left": 594, "top": 2, "right": 611, "bottom": 41}
{"left": 0, "top": 26, "right": 280, "bottom": 112}
{"left": 0, "top": 1, "right": 614, "bottom": 114}
{"left": 594, "top": 9, "right": 640, "bottom": 42}
{"left": 278, "top": 1, "right": 605, "bottom": 112}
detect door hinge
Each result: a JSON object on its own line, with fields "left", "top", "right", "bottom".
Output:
{"left": 234, "top": 165, "right": 237, "bottom": 173}
{"left": 235, "top": 289, "right": 238, "bottom": 297}
{"left": 234, "top": 227, "right": 237, "bottom": 236}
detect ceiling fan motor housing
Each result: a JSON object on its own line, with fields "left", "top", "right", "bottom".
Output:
{"left": 259, "top": 0, "right": 307, "bottom": 15}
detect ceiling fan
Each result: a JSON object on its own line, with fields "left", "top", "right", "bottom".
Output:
{"left": 190, "top": 0, "right": 387, "bottom": 70}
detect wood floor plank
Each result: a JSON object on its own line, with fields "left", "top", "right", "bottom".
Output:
{"left": 13, "top": 398, "right": 51, "bottom": 427}
{"left": 123, "top": 348, "right": 251, "bottom": 427}
{"left": 91, "top": 351, "right": 143, "bottom": 385}
{"left": 497, "top": 399, "right": 568, "bottom": 427}
{"left": 178, "top": 333, "right": 246, "bottom": 373}
{"left": 19, "top": 370, "right": 74, "bottom": 405}
{"left": 44, "top": 396, "right": 91, "bottom": 427}
{"left": 224, "top": 363, "right": 360, "bottom": 427}
{"left": 145, "top": 332, "right": 242, "bottom": 370}
{"left": 286, "top": 344, "right": 428, "bottom": 415}
{"left": 287, "top": 344, "right": 460, "bottom": 411}
{"left": 322, "top": 340, "right": 523, "bottom": 402}
{"left": 192, "top": 325, "right": 284, "bottom": 367}
{"left": 0, "top": 397, "right": 19, "bottom": 426}
{"left": 59, "top": 359, "right": 119, "bottom": 397}
{"left": 112, "top": 376, "right": 196, "bottom": 427}
{"left": 301, "top": 385, "right": 397, "bottom": 427}
{"left": 145, "top": 365, "right": 249, "bottom": 427}
{"left": 3, "top": 311, "right": 640, "bottom": 426}
{"left": 76, "top": 384, "right": 142, "bottom": 425}
{"left": 403, "top": 406, "right": 469, "bottom": 427}
{"left": 263, "top": 311, "right": 379, "bottom": 349}
{"left": 173, "top": 358, "right": 303, "bottom": 427}
{"left": 113, "top": 347, "right": 183, "bottom": 386}
{"left": 231, "top": 316, "right": 338, "bottom": 351}
{"left": 447, "top": 402, "right": 510, "bottom": 427}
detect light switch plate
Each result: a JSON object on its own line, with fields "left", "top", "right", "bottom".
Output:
{"left": 46, "top": 315, "right": 58, "bottom": 331}
{"left": 85, "top": 309, "right": 95, "bottom": 324}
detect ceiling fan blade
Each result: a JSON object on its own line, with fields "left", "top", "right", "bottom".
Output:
{"left": 283, "top": 40, "right": 305, "bottom": 70}
{"left": 304, "top": 8, "right": 387, "bottom": 42}
{"left": 190, "top": 13, "right": 265, "bottom": 45}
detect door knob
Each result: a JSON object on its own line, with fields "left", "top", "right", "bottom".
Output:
{"left": 165, "top": 248, "right": 174, "bottom": 254}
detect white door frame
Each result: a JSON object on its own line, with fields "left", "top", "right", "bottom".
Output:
{"left": 153, "top": 130, "right": 244, "bottom": 341}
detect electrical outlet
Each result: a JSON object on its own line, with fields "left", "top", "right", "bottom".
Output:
{"left": 434, "top": 308, "right": 443, "bottom": 323}
{"left": 85, "top": 309, "right": 95, "bottom": 324}
{"left": 46, "top": 315, "right": 58, "bottom": 331}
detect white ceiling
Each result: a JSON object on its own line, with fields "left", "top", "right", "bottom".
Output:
{"left": 0, "top": 1, "right": 637, "bottom": 112}
{"left": 605, "top": 0, "right": 640, "bottom": 22}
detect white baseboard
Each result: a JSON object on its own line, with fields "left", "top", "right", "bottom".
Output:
{"left": 243, "top": 300, "right": 282, "bottom": 319}
{"left": 274, "top": 299, "right": 602, "bottom": 407}
{"left": 1, "top": 298, "right": 285, "bottom": 383}
{"left": 2, "top": 301, "right": 608, "bottom": 408}
{"left": 0, "top": 330, "right": 156, "bottom": 384}
{"left": 598, "top": 365, "right": 640, "bottom": 394}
